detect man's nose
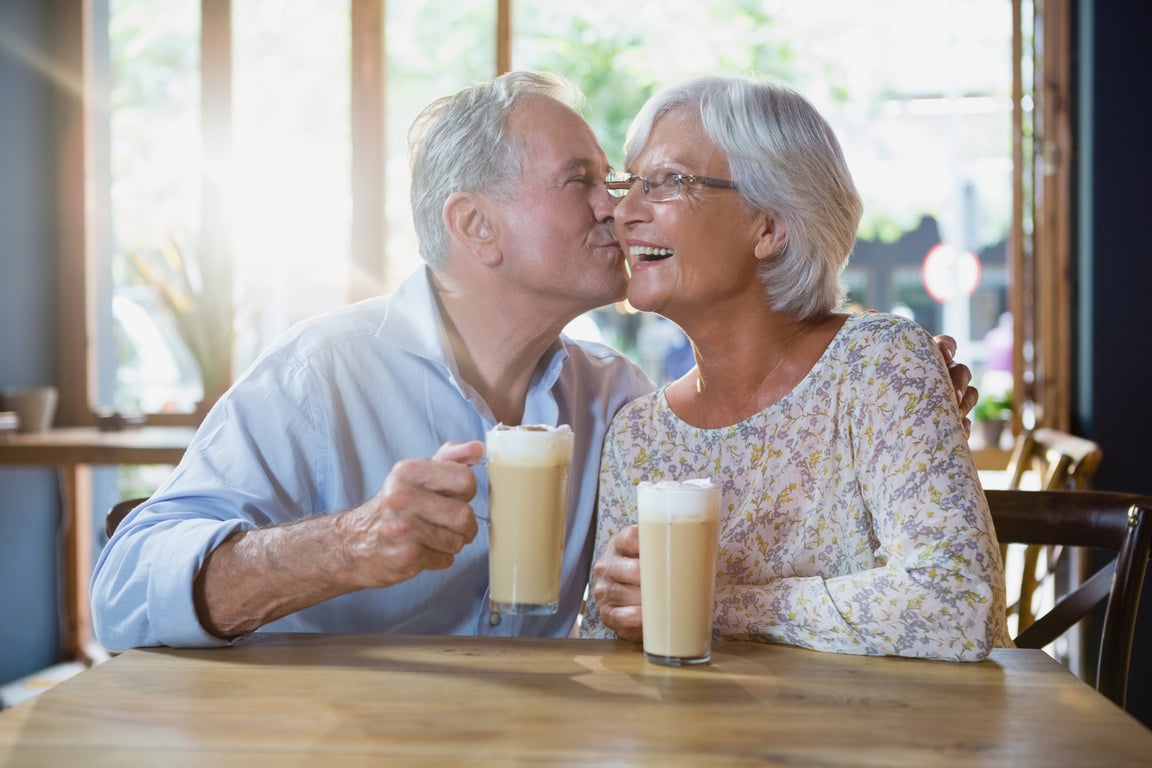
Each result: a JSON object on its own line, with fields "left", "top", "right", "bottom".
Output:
{"left": 594, "top": 184, "right": 620, "bottom": 222}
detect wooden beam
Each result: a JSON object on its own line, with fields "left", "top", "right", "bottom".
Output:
{"left": 350, "top": 0, "right": 387, "bottom": 299}
{"left": 497, "top": 0, "right": 511, "bottom": 74}
{"left": 1033, "top": 0, "right": 1074, "bottom": 432}
{"left": 52, "top": 0, "right": 95, "bottom": 426}
{"left": 200, "top": 0, "right": 234, "bottom": 403}
{"left": 1010, "top": 0, "right": 1026, "bottom": 438}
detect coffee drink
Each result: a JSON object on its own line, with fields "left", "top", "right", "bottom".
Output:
{"left": 638, "top": 479, "right": 721, "bottom": 665}
{"left": 486, "top": 424, "right": 574, "bottom": 615}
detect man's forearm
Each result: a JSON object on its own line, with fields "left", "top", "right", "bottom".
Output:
{"left": 191, "top": 449, "right": 482, "bottom": 639}
{"left": 193, "top": 514, "right": 361, "bottom": 638}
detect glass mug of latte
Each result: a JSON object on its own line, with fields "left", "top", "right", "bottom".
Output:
{"left": 638, "top": 479, "right": 721, "bottom": 666}
{"left": 485, "top": 424, "right": 574, "bottom": 615}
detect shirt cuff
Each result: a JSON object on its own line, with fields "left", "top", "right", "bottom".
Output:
{"left": 149, "top": 517, "right": 253, "bottom": 648}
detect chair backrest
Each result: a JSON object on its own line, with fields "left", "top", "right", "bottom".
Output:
{"left": 985, "top": 489, "right": 1152, "bottom": 710}
{"left": 1006, "top": 427, "right": 1103, "bottom": 490}
{"left": 105, "top": 497, "right": 150, "bottom": 539}
{"left": 1000, "top": 428, "right": 1105, "bottom": 633}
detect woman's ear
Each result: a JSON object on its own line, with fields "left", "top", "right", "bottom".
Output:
{"left": 444, "top": 192, "right": 502, "bottom": 265}
{"left": 753, "top": 211, "right": 787, "bottom": 261}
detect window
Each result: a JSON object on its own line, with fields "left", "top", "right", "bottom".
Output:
{"left": 60, "top": 0, "right": 1067, "bottom": 468}
{"left": 383, "top": 1, "right": 496, "bottom": 287}
{"left": 106, "top": 0, "right": 201, "bottom": 413}
{"left": 103, "top": 0, "right": 355, "bottom": 417}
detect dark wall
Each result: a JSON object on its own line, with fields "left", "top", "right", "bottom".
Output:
{"left": 0, "top": 0, "right": 64, "bottom": 683}
{"left": 1078, "top": 0, "right": 1152, "bottom": 726}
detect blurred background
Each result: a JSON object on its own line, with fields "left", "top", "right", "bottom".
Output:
{"left": 99, "top": 0, "right": 1014, "bottom": 411}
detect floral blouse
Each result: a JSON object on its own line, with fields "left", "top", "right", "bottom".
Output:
{"left": 581, "top": 312, "right": 1011, "bottom": 660}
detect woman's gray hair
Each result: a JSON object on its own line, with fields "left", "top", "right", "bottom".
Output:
{"left": 624, "top": 77, "right": 863, "bottom": 320}
{"left": 409, "top": 71, "right": 585, "bottom": 271}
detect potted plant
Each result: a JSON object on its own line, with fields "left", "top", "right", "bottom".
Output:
{"left": 973, "top": 390, "right": 1012, "bottom": 448}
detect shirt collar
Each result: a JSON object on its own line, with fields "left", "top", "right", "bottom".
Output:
{"left": 378, "top": 266, "right": 571, "bottom": 424}
{"left": 375, "top": 266, "right": 454, "bottom": 367}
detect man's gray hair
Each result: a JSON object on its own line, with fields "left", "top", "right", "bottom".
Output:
{"left": 624, "top": 77, "right": 863, "bottom": 321}
{"left": 409, "top": 71, "right": 585, "bottom": 270}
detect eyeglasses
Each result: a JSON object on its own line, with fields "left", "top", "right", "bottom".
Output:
{"left": 605, "top": 171, "right": 738, "bottom": 202}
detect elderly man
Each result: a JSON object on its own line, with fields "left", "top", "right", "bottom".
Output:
{"left": 91, "top": 71, "right": 976, "bottom": 650}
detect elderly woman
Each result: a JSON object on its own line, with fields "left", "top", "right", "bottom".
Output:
{"left": 581, "top": 76, "right": 1010, "bottom": 660}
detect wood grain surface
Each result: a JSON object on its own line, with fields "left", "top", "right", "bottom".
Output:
{"left": 1, "top": 633, "right": 1150, "bottom": 766}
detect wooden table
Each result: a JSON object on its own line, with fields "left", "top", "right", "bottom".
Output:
{"left": 1, "top": 634, "right": 1149, "bottom": 766}
{"left": 0, "top": 427, "right": 194, "bottom": 660}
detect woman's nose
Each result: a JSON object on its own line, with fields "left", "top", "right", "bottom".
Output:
{"left": 610, "top": 184, "right": 648, "bottom": 226}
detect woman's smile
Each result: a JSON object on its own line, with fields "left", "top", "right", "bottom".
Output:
{"left": 628, "top": 243, "right": 675, "bottom": 265}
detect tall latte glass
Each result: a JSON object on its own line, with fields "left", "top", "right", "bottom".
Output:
{"left": 486, "top": 424, "right": 574, "bottom": 615}
{"left": 638, "top": 479, "right": 721, "bottom": 666}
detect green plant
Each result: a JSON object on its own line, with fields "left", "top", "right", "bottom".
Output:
{"left": 973, "top": 390, "right": 1013, "bottom": 422}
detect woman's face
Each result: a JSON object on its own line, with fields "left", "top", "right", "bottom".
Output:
{"left": 613, "top": 109, "right": 768, "bottom": 321}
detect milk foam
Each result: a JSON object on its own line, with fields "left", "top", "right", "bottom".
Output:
{"left": 637, "top": 479, "right": 719, "bottom": 523}
{"left": 486, "top": 423, "right": 574, "bottom": 466}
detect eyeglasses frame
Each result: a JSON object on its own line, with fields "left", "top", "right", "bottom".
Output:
{"left": 604, "top": 171, "right": 738, "bottom": 202}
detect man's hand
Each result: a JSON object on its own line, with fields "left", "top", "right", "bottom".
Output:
{"left": 934, "top": 335, "right": 979, "bottom": 437}
{"left": 339, "top": 440, "right": 483, "bottom": 588}
{"left": 591, "top": 525, "right": 644, "bottom": 642}
{"left": 194, "top": 440, "right": 484, "bottom": 639}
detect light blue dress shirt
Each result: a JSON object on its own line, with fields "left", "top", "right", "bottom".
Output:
{"left": 90, "top": 268, "right": 653, "bottom": 651}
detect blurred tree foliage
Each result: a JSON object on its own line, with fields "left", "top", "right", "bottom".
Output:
{"left": 514, "top": 2, "right": 799, "bottom": 167}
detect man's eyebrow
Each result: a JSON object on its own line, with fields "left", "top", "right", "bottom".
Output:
{"left": 561, "top": 157, "right": 600, "bottom": 174}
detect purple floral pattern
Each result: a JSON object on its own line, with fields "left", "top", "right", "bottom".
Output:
{"left": 581, "top": 313, "right": 1011, "bottom": 660}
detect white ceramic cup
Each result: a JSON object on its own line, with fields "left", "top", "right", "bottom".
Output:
{"left": 1, "top": 386, "right": 59, "bottom": 433}
{"left": 485, "top": 424, "right": 574, "bottom": 615}
{"left": 638, "top": 479, "right": 721, "bottom": 666}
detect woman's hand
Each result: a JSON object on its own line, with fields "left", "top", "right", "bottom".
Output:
{"left": 590, "top": 525, "right": 644, "bottom": 642}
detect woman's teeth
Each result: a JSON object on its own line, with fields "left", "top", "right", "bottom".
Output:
{"left": 631, "top": 245, "right": 674, "bottom": 261}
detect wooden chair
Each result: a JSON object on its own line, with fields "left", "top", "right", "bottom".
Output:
{"left": 1003, "top": 428, "right": 1104, "bottom": 631}
{"left": 105, "top": 496, "right": 150, "bottom": 538}
{"left": 1005, "top": 427, "right": 1103, "bottom": 492}
{"left": 985, "top": 489, "right": 1152, "bottom": 710}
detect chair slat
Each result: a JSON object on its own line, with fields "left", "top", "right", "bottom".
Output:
{"left": 986, "top": 489, "right": 1152, "bottom": 710}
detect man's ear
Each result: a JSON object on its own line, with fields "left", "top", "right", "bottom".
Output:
{"left": 444, "top": 192, "right": 502, "bottom": 265}
{"left": 753, "top": 211, "right": 787, "bottom": 261}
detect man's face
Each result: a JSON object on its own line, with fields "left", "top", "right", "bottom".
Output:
{"left": 487, "top": 97, "right": 627, "bottom": 319}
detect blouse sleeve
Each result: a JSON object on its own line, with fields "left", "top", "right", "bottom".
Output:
{"left": 713, "top": 318, "right": 1008, "bottom": 660}
{"left": 579, "top": 406, "right": 643, "bottom": 639}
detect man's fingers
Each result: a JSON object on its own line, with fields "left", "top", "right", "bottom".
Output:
{"left": 960, "top": 384, "right": 980, "bottom": 416}
{"left": 373, "top": 461, "right": 481, "bottom": 557}
{"left": 933, "top": 334, "right": 958, "bottom": 365}
{"left": 409, "top": 503, "right": 478, "bottom": 553}
{"left": 432, "top": 440, "right": 485, "bottom": 465}
{"left": 948, "top": 360, "right": 972, "bottom": 389}
{"left": 391, "top": 456, "right": 478, "bottom": 503}
{"left": 417, "top": 517, "right": 475, "bottom": 558}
